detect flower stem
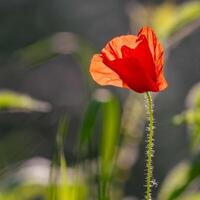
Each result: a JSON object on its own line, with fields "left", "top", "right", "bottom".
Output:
{"left": 145, "top": 92, "right": 154, "bottom": 200}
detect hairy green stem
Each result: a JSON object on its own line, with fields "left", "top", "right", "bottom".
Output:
{"left": 145, "top": 92, "right": 154, "bottom": 200}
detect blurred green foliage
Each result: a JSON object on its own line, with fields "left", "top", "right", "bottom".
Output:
{"left": 78, "top": 89, "right": 120, "bottom": 200}
{"left": 159, "top": 82, "right": 200, "bottom": 200}
{"left": 49, "top": 116, "right": 88, "bottom": 200}
{"left": 0, "top": 184, "right": 47, "bottom": 200}
{"left": 152, "top": 1, "right": 200, "bottom": 39}
{"left": 1, "top": 0, "right": 200, "bottom": 200}
{"left": 99, "top": 91, "right": 120, "bottom": 200}
{"left": 173, "top": 83, "right": 200, "bottom": 153}
{"left": 128, "top": 1, "right": 200, "bottom": 43}
{"left": 0, "top": 90, "right": 50, "bottom": 112}
{"left": 16, "top": 38, "right": 55, "bottom": 67}
{"left": 78, "top": 97, "right": 101, "bottom": 156}
{"left": 158, "top": 160, "right": 200, "bottom": 200}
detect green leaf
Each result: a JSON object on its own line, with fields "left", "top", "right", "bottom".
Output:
{"left": 98, "top": 90, "right": 120, "bottom": 200}
{"left": 0, "top": 184, "right": 47, "bottom": 200}
{"left": 152, "top": 1, "right": 200, "bottom": 40}
{"left": 173, "top": 82, "right": 200, "bottom": 154}
{"left": 77, "top": 89, "right": 120, "bottom": 200}
{"left": 178, "top": 193, "right": 200, "bottom": 200}
{"left": 100, "top": 94, "right": 120, "bottom": 179}
{"left": 49, "top": 116, "right": 88, "bottom": 200}
{"left": 14, "top": 32, "right": 95, "bottom": 71}
{"left": 78, "top": 99, "right": 101, "bottom": 157}
{"left": 48, "top": 116, "right": 68, "bottom": 200}
{"left": 16, "top": 38, "right": 56, "bottom": 67}
{"left": 158, "top": 159, "right": 200, "bottom": 200}
{"left": 0, "top": 90, "right": 51, "bottom": 112}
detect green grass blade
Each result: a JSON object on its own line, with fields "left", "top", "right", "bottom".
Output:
{"left": 48, "top": 116, "right": 68, "bottom": 200}
{"left": 77, "top": 89, "right": 120, "bottom": 200}
{"left": 99, "top": 91, "right": 120, "bottom": 200}
{"left": 0, "top": 90, "right": 51, "bottom": 112}
{"left": 100, "top": 95, "right": 120, "bottom": 178}
{"left": 78, "top": 99, "right": 101, "bottom": 157}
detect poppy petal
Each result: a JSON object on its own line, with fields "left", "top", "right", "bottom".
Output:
{"left": 103, "top": 38, "right": 158, "bottom": 93}
{"left": 138, "top": 27, "right": 164, "bottom": 67}
{"left": 90, "top": 54, "right": 127, "bottom": 88}
{"left": 138, "top": 27, "right": 168, "bottom": 91}
{"left": 101, "top": 35, "right": 138, "bottom": 61}
{"left": 89, "top": 27, "right": 168, "bottom": 93}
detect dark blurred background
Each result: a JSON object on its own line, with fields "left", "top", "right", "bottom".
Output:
{"left": 0, "top": 0, "right": 200, "bottom": 199}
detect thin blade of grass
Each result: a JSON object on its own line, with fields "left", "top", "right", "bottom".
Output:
{"left": 99, "top": 90, "right": 120, "bottom": 200}
{"left": 78, "top": 99, "right": 101, "bottom": 157}
{"left": 48, "top": 116, "right": 68, "bottom": 200}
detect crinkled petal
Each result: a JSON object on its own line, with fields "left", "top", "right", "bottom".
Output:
{"left": 89, "top": 27, "right": 168, "bottom": 93}
{"left": 90, "top": 54, "right": 128, "bottom": 88}
{"left": 103, "top": 38, "right": 158, "bottom": 93}
{"left": 101, "top": 35, "right": 138, "bottom": 60}
{"left": 138, "top": 27, "right": 168, "bottom": 91}
{"left": 138, "top": 27, "right": 163, "bottom": 66}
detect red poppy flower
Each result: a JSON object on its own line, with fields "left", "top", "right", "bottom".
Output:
{"left": 89, "top": 27, "right": 168, "bottom": 93}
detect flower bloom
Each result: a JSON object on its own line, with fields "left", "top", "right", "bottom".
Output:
{"left": 89, "top": 27, "right": 168, "bottom": 93}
